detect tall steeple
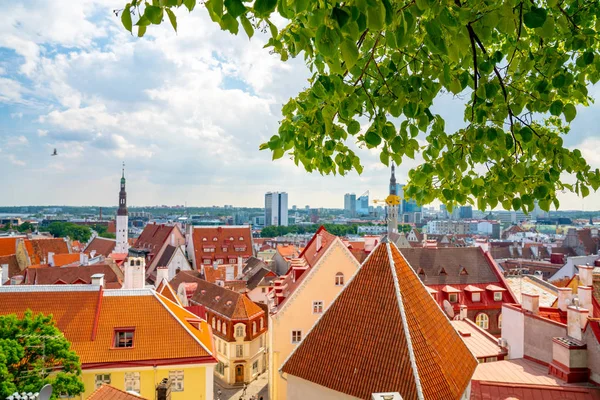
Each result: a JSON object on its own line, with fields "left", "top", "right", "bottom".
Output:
{"left": 387, "top": 164, "right": 399, "bottom": 235}
{"left": 115, "top": 162, "right": 129, "bottom": 254}
{"left": 389, "top": 164, "right": 397, "bottom": 196}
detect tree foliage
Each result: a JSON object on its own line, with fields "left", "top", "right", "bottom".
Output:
{"left": 259, "top": 222, "right": 411, "bottom": 237}
{"left": 120, "top": 0, "right": 600, "bottom": 212}
{"left": 47, "top": 222, "right": 92, "bottom": 243}
{"left": 91, "top": 224, "right": 117, "bottom": 239}
{"left": 0, "top": 311, "right": 84, "bottom": 399}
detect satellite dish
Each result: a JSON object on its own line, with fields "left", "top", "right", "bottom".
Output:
{"left": 39, "top": 385, "right": 52, "bottom": 400}
{"left": 443, "top": 299, "right": 455, "bottom": 318}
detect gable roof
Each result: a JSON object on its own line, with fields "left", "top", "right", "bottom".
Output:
{"left": 191, "top": 225, "right": 253, "bottom": 265}
{"left": 282, "top": 241, "right": 477, "bottom": 400}
{"left": 26, "top": 238, "right": 69, "bottom": 265}
{"left": 399, "top": 247, "right": 499, "bottom": 285}
{"left": 88, "top": 385, "right": 148, "bottom": 400}
{"left": 0, "top": 286, "right": 214, "bottom": 366}
{"left": 53, "top": 253, "right": 81, "bottom": 267}
{"left": 156, "top": 244, "right": 177, "bottom": 267}
{"left": 133, "top": 223, "right": 175, "bottom": 252}
{"left": 21, "top": 264, "right": 123, "bottom": 287}
{"left": 0, "top": 254, "right": 20, "bottom": 280}
{"left": 85, "top": 237, "right": 116, "bottom": 257}
{"left": 188, "top": 279, "right": 264, "bottom": 320}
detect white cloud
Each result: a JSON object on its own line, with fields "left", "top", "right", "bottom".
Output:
{"left": 37, "top": 129, "right": 48, "bottom": 137}
{"left": 4, "top": 136, "right": 29, "bottom": 147}
{"left": 7, "top": 155, "right": 25, "bottom": 166}
{"left": 0, "top": 77, "right": 24, "bottom": 103}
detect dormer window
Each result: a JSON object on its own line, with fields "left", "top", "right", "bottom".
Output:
{"left": 494, "top": 292, "right": 502, "bottom": 301}
{"left": 222, "top": 247, "right": 228, "bottom": 252}
{"left": 202, "top": 237, "right": 207, "bottom": 242}
{"left": 439, "top": 268, "right": 447, "bottom": 276}
{"left": 114, "top": 329, "right": 134, "bottom": 348}
{"left": 230, "top": 236, "right": 234, "bottom": 241}
{"left": 235, "top": 324, "right": 245, "bottom": 338}
{"left": 459, "top": 267, "right": 468, "bottom": 275}
{"left": 213, "top": 237, "right": 218, "bottom": 241}
{"left": 472, "top": 292, "right": 481, "bottom": 302}
{"left": 239, "top": 236, "right": 244, "bottom": 240}
{"left": 449, "top": 293, "right": 458, "bottom": 303}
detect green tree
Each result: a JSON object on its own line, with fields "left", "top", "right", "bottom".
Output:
{"left": 17, "top": 222, "right": 34, "bottom": 233}
{"left": 121, "top": 0, "right": 600, "bottom": 212}
{"left": 47, "top": 222, "right": 92, "bottom": 243}
{"left": 0, "top": 311, "right": 84, "bottom": 399}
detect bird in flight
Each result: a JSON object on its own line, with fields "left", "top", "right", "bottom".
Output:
{"left": 51, "top": 148, "right": 57, "bottom": 156}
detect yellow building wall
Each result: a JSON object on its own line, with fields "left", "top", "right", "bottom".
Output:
{"left": 81, "top": 365, "right": 210, "bottom": 399}
{"left": 269, "top": 240, "right": 360, "bottom": 400}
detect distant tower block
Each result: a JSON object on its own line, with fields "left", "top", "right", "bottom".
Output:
{"left": 115, "top": 163, "right": 130, "bottom": 254}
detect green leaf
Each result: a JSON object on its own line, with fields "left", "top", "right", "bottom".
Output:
{"left": 145, "top": 5, "right": 163, "bottom": 24}
{"left": 315, "top": 26, "right": 340, "bottom": 58}
{"left": 220, "top": 13, "right": 239, "bottom": 34}
{"left": 207, "top": 0, "right": 224, "bottom": 19}
{"left": 549, "top": 100, "right": 563, "bottom": 116}
{"left": 365, "top": 131, "right": 382, "bottom": 147}
{"left": 224, "top": 0, "right": 245, "bottom": 18}
{"left": 514, "top": 164, "right": 525, "bottom": 178}
{"left": 367, "top": 1, "right": 385, "bottom": 30}
{"left": 523, "top": 7, "right": 547, "bottom": 29}
{"left": 563, "top": 103, "right": 577, "bottom": 122}
{"left": 183, "top": 0, "right": 196, "bottom": 11}
{"left": 240, "top": 14, "right": 254, "bottom": 38}
{"left": 254, "top": 0, "right": 277, "bottom": 17}
{"left": 581, "top": 184, "right": 590, "bottom": 198}
{"left": 121, "top": 4, "right": 133, "bottom": 33}
{"left": 165, "top": 8, "right": 177, "bottom": 31}
{"left": 340, "top": 39, "right": 359, "bottom": 69}
{"left": 332, "top": 7, "right": 350, "bottom": 28}
{"left": 348, "top": 120, "right": 361, "bottom": 135}
{"left": 520, "top": 126, "right": 533, "bottom": 142}
{"left": 552, "top": 74, "right": 566, "bottom": 88}
{"left": 273, "top": 148, "right": 284, "bottom": 160}
{"left": 512, "top": 197, "right": 522, "bottom": 210}
{"left": 137, "top": 25, "right": 147, "bottom": 37}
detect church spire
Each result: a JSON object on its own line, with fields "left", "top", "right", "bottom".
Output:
{"left": 118, "top": 163, "right": 127, "bottom": 217}
{"left": 389, "top": 164, "right": 397, "bottom": 196}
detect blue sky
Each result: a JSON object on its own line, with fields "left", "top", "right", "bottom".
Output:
{"left": 0, "top": 1, "right": 599, "bottom": 210}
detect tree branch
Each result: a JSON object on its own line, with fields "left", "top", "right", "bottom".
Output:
{"left": 507, "top": 2, "right": 523, "bottom": 71}
{"left": 467, "top": 24, "right": 478, "bottom": 122}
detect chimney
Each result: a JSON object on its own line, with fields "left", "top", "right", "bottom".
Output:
{"left": 155, "top": 266, "right": 169, "bottom": 288}
{"left": 578, "top": 264, "right": 593, "bottom": 287}
{"left": 156, "top": 378, "right": 171, "bottom": 400}
{"left": 578, "top": 286, "right": 593, "bottom": 312}
{"left": 47, "top": 252, "right": 55, "bottom": 267}
{"left": 0, "top": 265, "right": 3, "bottom": 287}
{"left": 124, "top": 257, "right": 145, "bottom": 289}
{"left": 80, "top": 252, "right": 89, "bottom": 266}
{"left": 567, "top": 305, "right": 588, "bottom": 341}
{"left": 226, "top": 265, "right": 234, "bottom": 281}
{"left": 91, "top": 273, "right": 105, "bottom": 287}
{"left": 522, "top": 293, "right": 540, "bottom": 315}
{"left": 170, "top": 232, "right": 175, "bottom": 247}
{"left": 459, "top": 305, "right": 468, "bottom": 320}
{"left": 213, "top": 261, "right": 218, "bottom": 270}
{"left": 316, "top": 234, "right": 322, "bottom": 251}
{"left": 557, "top": 288, "right": 572, "bottom": 312}
{"left": 10, "top": 275, "right": 24, "bottom": 285}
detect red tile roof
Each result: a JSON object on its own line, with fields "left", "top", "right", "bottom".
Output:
{"left": 187, "top": 278, "right": 264, "bottom": 320}
{"left": 0, "top": 254, "right": 20, "bottom": 280}
{"left": 282, "top": 241, "right": 477, "bottom": 399}
{"left": 85, "top": 237, "right": 116, "bottom": 257}
{"left": 0, "top": 237, "right": 20, "bottom": 257}
{"left": 0, "top": 286, "right": 214, "bottom": 366}
{"left": 53, "top": 253, "right": 81, "bottom": 267}
{"left": 88, "top": 385, "right": 148, "bottom": 400}
{"left": 133, "top": 223, "right": 175, "bottom": 252}
{"left": 203, "top": 263, "right": 242, "bottom": 285}
{"left": 276, "top": 244, "right": 301, "bottom": 259}
{"left": 191, "top": 226, "right": 253, "bottom": 266}
{"left": 21, "top": 264, "right": 123, "bottom": 286}
{"left": 26, "top": 238, "right": 69, "bottom": 265}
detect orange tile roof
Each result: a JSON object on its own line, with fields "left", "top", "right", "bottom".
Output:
{"left": 0, "top": 237, "right": 20, "bottom": 257}
{"left": 0, "top": 286, "right": 214, "bottom": 367}
{"left": 156, "top": 280, "right": 181, "bottom": 306}
{"left": 88, "top": 385, "right": 149, "bottom": 400}
{"left": 191, "top": 226, "right": 253, "bottom": 266}
{"left": 282, "top": 241, "right": 477, "bottom": 400}
{"left": 52, "top": 253, "right": 81, "bottom": 267}
{"left": 0, "top": 254, "right": 20, "bottom": 280}
{"left": 276, "top": 244, "right": 301, "bottom": 259}
{"left": 203, "top": 263, "right": 242, "bottom": 284}
{"left": 26, "top": 238, "right": 70, "bottom": 265}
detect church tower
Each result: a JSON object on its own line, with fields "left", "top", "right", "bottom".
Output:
{"left": 387, "top": 165, "right": 399, "bottom": 234}
{"left": 115, "top": 163, "right": 129, "bottom": 254}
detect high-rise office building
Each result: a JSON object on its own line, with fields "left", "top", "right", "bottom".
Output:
{"left": 356, "top": 192, "right": 369, "bottom": 216}
{"left": 344, "top": 193, "right": 357, "bottom": 217}
{"left": 265, "top": 192, "right": 289, "bottom": 226}
{"left": 459, "top": 206, "right": 473, "bottom": 219}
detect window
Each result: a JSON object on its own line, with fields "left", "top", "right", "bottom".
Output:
{"left": 217, "top": 320, "right": 221, "bottom": 331}
{"left": 259, "top": 335, "right": 264, "bottom": 348}
{"left": 335, "top": 272, "right": 344, "bottom": 286}
{"left": 472, "top": 292, "right": 481, "bottom": 302}
{"left": 313, "top": 301, "right": 324, "bottom": 314}
{"left": 95, "top": 374, "right": 111, "bottom": 389}
{"left": 202, "top": 237, "right": 207, "bottom": 241}
{"left": 476, "top": 313, "right": 489, "bottom": 330}
{"left": 218, "top": 340, "right": 221, "bottom": 353}
{"left": 439, "top": 268, "right": 447, "bottom": 276}
{"left": 485, "top": 356, "right": 498, "bottom": 362}
{"left": 222, "top": 247, "right": 228, "bottom": 252}
{"left": 239, "top": 236, "right": 244, "bottom": 240}
{"left": 204, "top": 259, "right": 211, "bottom": 265}
{"left": 212, "top": 317, "right": 215, "bottom": 329}
{"left": 222, "top": 323, "right": 227, "bottom": 335}
{"left": 260, "top": 318, "right": 264, "bottom": 330}
{"left": 494, "top": 292, "right": 503, "bottom": 301}
{"left": 229, "top": 258, "right": 237, "bottom": 263}
{"left": 459, "top": 267, "right": 468, "bottom": 275}
{"left": 253, "top": 322, "right": 257, "bottom": 334}
{"left": 216, "top": 361, "right": 225, "bottom": 375}
{"left": 262, "top": 287, "right": 266, "bottom": 293}
{"left": 203, "top": 247, "right": 215, "bottom": 252}
{"left": 449, "top": 293, "right": 458, "bottom": 303}
{"left": 236, "top": 344, "right": 244, "bottom": 357}
{"left": 253, "top": 360, "right": 259, "bottom": 374}
{"left": 236, "top": 325, "right": 245, "bottom": 338}
{"left": 498, "top": 314, "right": 502, "bottom": 329}
{"left": 213, "top": 237, "right": 218, "bottom": 241}
{"left": 292, "top": 330, "right": 302, "bottom": 344}
{"left": 223, "top": 343, "right": 227, "bottom": 356}
{"left": 124, "top": 372, "right": 140, "bottom": 392}
{"left": 114, "top": 330, "right": 134, "bottom": 348}
{"left": 169, "top": 370, "right": 184, "bottom": 392}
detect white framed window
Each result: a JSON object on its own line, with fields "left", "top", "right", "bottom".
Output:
{"left": 313, "top": 301, "right": 324, "bottom": 314}
{"left": 212, "top": 317, "right": 215, "bottom": 329}
{"left": 114, "top": 330, "right": 134, "bottom": 348}
{"left": 216, "top": 361, "right": 225, "bottom": 375}
{"left": 260, "top": 318, "right": 264, "bottom": 330}
{"left": 476, "top": 313, "right": 489, "bottom": 330}
{"left": 253, "top": 322, "right": 257, "bottom": 334}
{"left": 169, "top": 370, "right": 184, "bottom": 392}
{"left": 222, "top": 247, "right": 228, "bottom": 252}
{"left": 252, "top": 360, "right": 259, "bottom": 374}
{"left": 217, "top": 320, "right": 221, "bottom": 331}
{"left": 291, "top": 330, "right": 302, "bottom": 344}
{"left": 494, "top": 292, "right": 503, "bottom": 301}
{"left": 472, "top": 292, "right": 481, "bottom": 302}
{"left": 213, "top": 237, "right": 218, "bottom": 241}
{"left": 222, "top": 323, "right": 227, "bottom": 335}
{"left": 124, "top": 372, "right": 140, "bottom": 392}
{"left": 235, "top": 324, "right": 245, "bottom": 338}
{"left": 335, "top": 272, "right": 344, "bottom": 286}
{"left": 204, "top": 259, "right": 211, "bottom": 265}
{"left": 449, "top": 293, "right": 458, "bottom": 303}
{"left": 95, "top": 374, "right": 111, "bottom": 389}
{"left": 229, "top": 258, "right": 236, "bottom": 263}
{"left": 236, "top": 344, "right": 244, "bottom": 357}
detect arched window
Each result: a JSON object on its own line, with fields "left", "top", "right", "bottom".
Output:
{"left": 253, "top": 322, "right": 257, "bottom": 335}
{"left": 476, "top": 313, "right": 489, "bottom": 330}
{"left": 212, "top": 317, "right": 215, "bottom": 329}
{"left": 260, "top": 318, "right": 264, "bottom": 330}
{"left": 217, "top": 320, "right": 221, "bottom": 331}
{"left": 222, "top": 323, "right": 227, "bottom": 335}
{"left": 335, "top": 272, "right": 344, "bottom": 286}
{"left": 498, "top": 314, "right": 502, "bottom": 330}
{"left": 235, "top": 325, "right": 245, "bottom": 338}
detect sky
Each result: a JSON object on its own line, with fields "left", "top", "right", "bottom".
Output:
{"left": 0, "top": 1, "right": 599, "bottom": 210}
